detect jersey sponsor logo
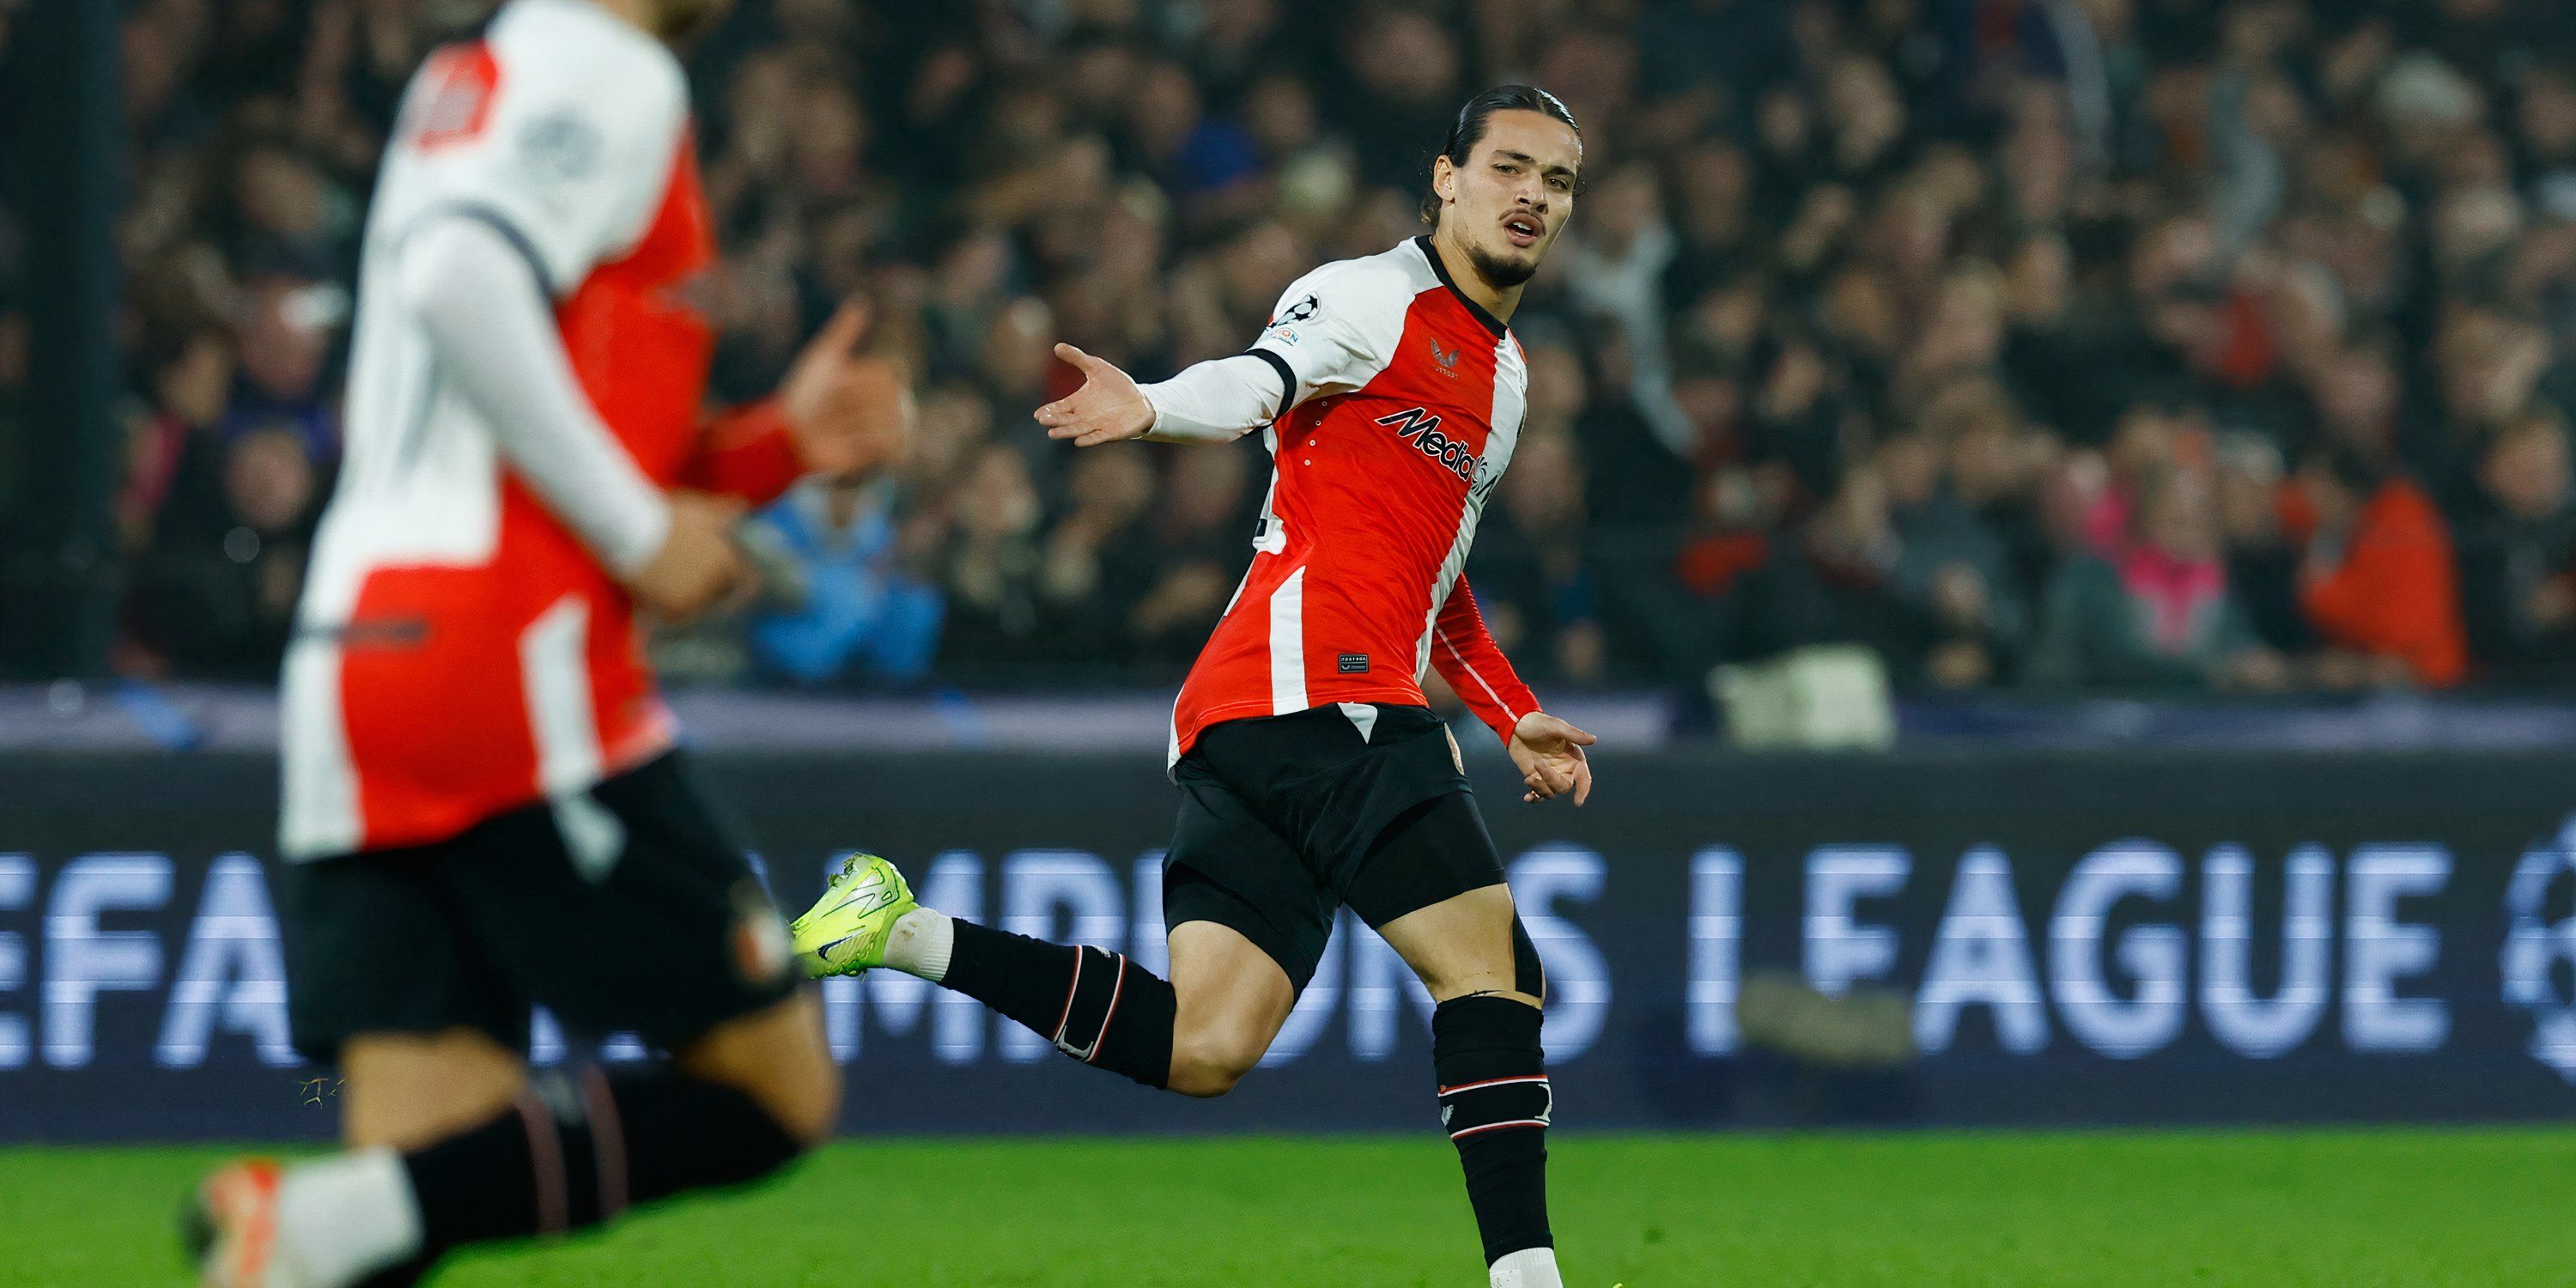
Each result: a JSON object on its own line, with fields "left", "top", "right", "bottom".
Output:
{"left": 1429, "top": 337, "right": 1461, "bottom": 375}
{"left": 1375, "top": 406, "right": 1485, "bottom": 487}
{"left": 1338, "top": 653, "right": 1370, "bottom": 674}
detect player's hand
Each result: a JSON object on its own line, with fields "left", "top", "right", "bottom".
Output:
{"left": 1036, "top": 343, "right": 1154, "bottom": 447}
{"left": 1509, "top": 711, "right": 1597, "bottom": 805}
{"left": 780, "top": 300, "right": 914, "bottom": 477}
{"left": 627, "top": 491, "right": 747, "bottom": 624}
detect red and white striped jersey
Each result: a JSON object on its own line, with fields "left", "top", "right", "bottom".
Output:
{"left": 1171, "top": 236, "right": 1542, "bottom": 763}
{"left": 280, "top": 0, "right": 801, "bottom": 860}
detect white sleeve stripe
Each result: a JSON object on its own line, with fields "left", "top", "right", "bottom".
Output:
{"left": 399, "top": 217, "right": 671, "bottom": 576}
{"left": 1437, "top": 624, "right": 1521, "bottom": 726}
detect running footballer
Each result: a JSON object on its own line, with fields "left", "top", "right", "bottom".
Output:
{"left": 185, "top": 0, "right": 909, "bottom": 1282}
{"left": 793, "top": 85, "right": 1594, "bottom": 1288}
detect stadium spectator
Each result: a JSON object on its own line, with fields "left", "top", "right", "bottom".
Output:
{"left": 935, "top": 441, "right": 1054, "bottom": 677}
{"left": 2031, "top": 465, "right": 2284, "bottom": 693}
{"left": 744, "top": 474, "right": 944, "bottom": 687}
{"left": 2455, "top": 410, "right": 2576, "bottom": 677}
{"left": 1473, "top": 430, "right": 1607, "bottom": 687}
{"left": 62, "top": 0, "right": 2576, "bottom": 704}
{"left": 123, "top": 422, "right": 321, "bottom": 678}
{"left": 1129, "top": 441, "right": 1259, "bottom": 667}
{"left": 220, "top": 274, "right": 341, "bottom": 459}
{"left": 1039, "top": 447, "right": 1163, "bottom": 665}
{"left": 2295, "top": 448, "right": 2470, "bottom": 689}
{"left": 118, "top": 324, "right": 234, "bottom": 548}
{"left": 2213, "top": 433, "right": 2315, "bottom": 655}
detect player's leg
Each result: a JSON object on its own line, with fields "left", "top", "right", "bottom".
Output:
{"left": 337, "top": 1029, "right": 527, "bottom": 1150}
{"left": 195, "top": 755, "right": 833, "bottom": 1288}
{"left": 365, "top": 754, "right": 835, "bottom": 1263}
{"left": 275, "top": 843, "right": 539, "bottom": 1151}
{"left": 1352, "top": 793, "right": 1562, "bottom": 1288}
{"left": 1161, "top": 888, "right": 1301, "bottom": 1097}
{"left": 192, "top": 845, "right": 535, "bottom": 1287}
{"left": 672, "top": 988, "right": 841, "bottom": 1142}
{"left": 792, "top": 762, "right": 1325, "bottom": 1094}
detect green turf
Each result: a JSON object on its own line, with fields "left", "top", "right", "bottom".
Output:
{"left": 3, "top": 1129, "right": 2570, "bottom": 1285}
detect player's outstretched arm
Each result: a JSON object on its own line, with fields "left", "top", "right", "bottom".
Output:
{"left": 1038, "top": 344, "right": 1286, "bottom": 447}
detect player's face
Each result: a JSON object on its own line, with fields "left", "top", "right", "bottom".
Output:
{"left": 1437, "top": 111, "right": 1582, "bottom": 289}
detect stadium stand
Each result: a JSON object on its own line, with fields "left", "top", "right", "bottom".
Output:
{"left": 15, "top": 0, "right": 2576, "bottom": 706}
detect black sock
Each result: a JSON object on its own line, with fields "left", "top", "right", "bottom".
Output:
{"left": 943, "top": 919, "right": 1176, "bottom": 1089}
{"left": 1433, "top": 994, "right": 1554, "bottom": 1266}
{"left": 399, "top": 1066, "right": 805, "bottom": 1258}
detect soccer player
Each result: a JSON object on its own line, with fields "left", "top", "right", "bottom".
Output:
{"left": 185, "top": 1, "right": 908, "bottom": 1284}
{"left": 793, "top": 85, "right": 1593, "bottom": 1288}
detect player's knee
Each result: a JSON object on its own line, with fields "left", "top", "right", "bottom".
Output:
{"left": 1167, "top": 1049, "right": 1248, "bottom": 1098}
{"left": 1419, "top": 914, "right": 1547, "bottom": 1004}
{"left": 677, "top": 994, "right": 841, "bottom": 1145}
{"left": 339, "top": 1028, "right": 528, "bottom": 1151}
{"left": 762, "top": 1046, "right": 843, "bottom": 1146}
{"left": 1168, "top": 1026, "right": 1264, "bottom": 1098}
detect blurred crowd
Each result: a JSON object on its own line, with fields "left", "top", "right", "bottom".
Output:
{"left": 13, "top": 0, "right": 2576, "bottom": 701}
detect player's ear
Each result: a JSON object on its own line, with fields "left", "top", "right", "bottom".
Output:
{"left": 1432, "top": 155, "right": 1455, "bottom": 207}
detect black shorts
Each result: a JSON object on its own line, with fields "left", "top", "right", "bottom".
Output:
{"left": 282, "top": 750, "right": 799, "bottom": 1065}
{"left": 1163, "top": 703, "right": 1506, "bottom": 993}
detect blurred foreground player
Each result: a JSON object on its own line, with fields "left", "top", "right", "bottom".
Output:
{"left": 186, "top": 0, "right": 908, "bottom": 1283}
{"left": 794, "top": 87, "right": 1592, "bottom": 1288}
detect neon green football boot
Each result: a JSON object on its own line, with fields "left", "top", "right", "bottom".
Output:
{"left": 789, "top": 852, "right": 917, "bottom": 978}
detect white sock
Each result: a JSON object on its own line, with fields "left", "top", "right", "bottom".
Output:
{"left": 1489, "top": 1247, "right": 1564, "bottom": 1288}
{"left": 884, "top": 907, "right": 955, "bottom": 982}
{"left": 275, "top": 1147, "right": 423, "bottom": 1288}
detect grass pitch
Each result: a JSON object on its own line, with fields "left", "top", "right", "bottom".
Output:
{"left": 1, "top": 1129, "right": 2567, "bottom": 1285}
